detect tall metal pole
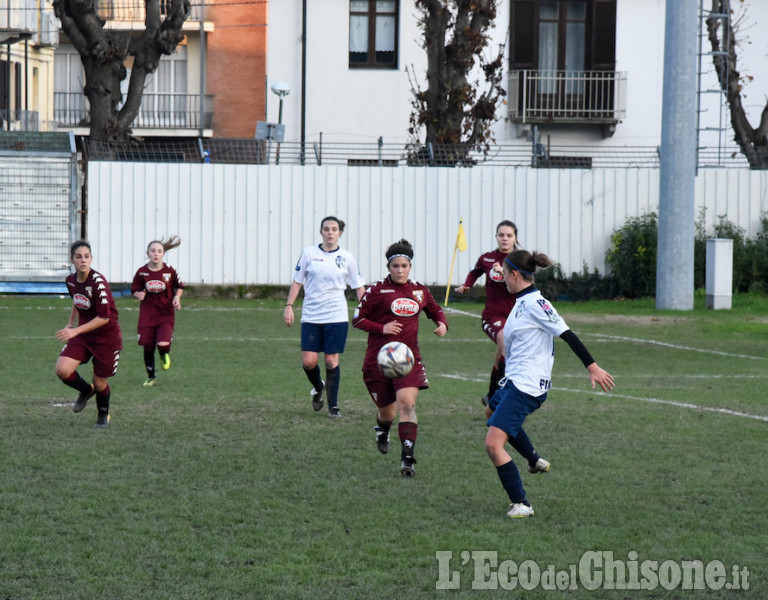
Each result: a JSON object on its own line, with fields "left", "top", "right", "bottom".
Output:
{"left": 656, "top": 0, "right": 698, "bottom": 310}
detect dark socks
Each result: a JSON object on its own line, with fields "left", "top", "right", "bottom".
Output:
{"left": 508, "top": 427, "right": 540, "bottom": 466}
{"left": 144, "top": 348, "right": 156, "bottom": 378}
{"left": 399, "top": 421, "right": 418, "bottom": 458}
{"left": 496, "top": 460, "right": 527, "bottom": 504}
{"left": 325, "top": 366, "right": 340, "bottom": 408}
{"left": 96, "top": 385, "right": 111, "bottom": 415}
{"left": 303, "top": 365, "right": 323, "bottom": 392}
{"left": 488, "top": 357, "right": 504, "bottom": 398}
{"left": 62, "top": 371, "right": 92, "bottom": 394}
{"left": 376, "top": 415, "right": 393, "bottom": 433}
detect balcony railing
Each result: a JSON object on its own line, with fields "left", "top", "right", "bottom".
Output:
{"left": 509, "top": 70, "right": 627, "bottom": 125}
{"left": 0, "top": 110, "right": 40, "bottom": 132}
{"left": 54, "top": 92, "right": 213, "bottom": 131}
{"left": 96, "top": 0, "right": 207, "bottom": 22}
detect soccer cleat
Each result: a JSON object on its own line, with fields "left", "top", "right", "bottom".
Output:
{"left": 310, "top": 381, "right": 325, "bottom": 411}
{"left": 328, "top": 406, "right": 342, "bottom": 419}
{"left": 143, "top": 377, "right": 157, "bottom": 387}
{"left": 481, "top": 394, "right": 490, "bottom": 407}
{"left": 73, "top": 384, "right": 96, "bottom": 413}
{"left": 160, "top": 353, "right": 171, "bottom": 371}
{"left": 506, "top": 502, "right": 534, "bottom": 518}
{"left": 94, "top": 413, "right": 111, "bottom": 428}
{"left": 374, "top": 426, "right": 390, "bottom": 454}
{"left": 400, "top": 456, "right": 416, "bottom": 477}
{"left": 528, "top": 458, "right": 550, "bottom": 474}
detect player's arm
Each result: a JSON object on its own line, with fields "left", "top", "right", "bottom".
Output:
{"left": 422, "top": 291, "right": 448, "bottom": 336}
{"left": 55, "top": 315, "right": 109, "bottom": 342}
{"left": 559, "top": 329, "right": 615, "bottom": 392}
{"left": 456, "top": 264, "right": 482, "bottom": 294}
{"left": 284, "top": 280, "right": 303, "bottom": 326}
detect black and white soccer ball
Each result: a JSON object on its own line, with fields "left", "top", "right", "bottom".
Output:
{"left": 377, "top": 342, "right": 415, "bottom": 379}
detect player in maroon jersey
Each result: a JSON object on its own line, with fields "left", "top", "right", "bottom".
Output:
{"left": 353, "top": 239, "right": 448, "bottom": 477}
{"left": 455, "top": 220, "right": 520, "bottom": 406}
{"left": 55, "top": 241, "right": 122, "bottom": 428}
{"left": 131, "top": 236, "right": 185, "bottom": 387}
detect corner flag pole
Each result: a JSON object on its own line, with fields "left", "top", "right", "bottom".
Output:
{"left": 444, "top": 219, "right": 468, "bottom": 306}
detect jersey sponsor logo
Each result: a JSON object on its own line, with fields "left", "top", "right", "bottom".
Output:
{"left": 489, "top": 269, "right": 504, "bottom": 282}
{"left": 412, "top": 290, "right": 424, "bottom": 304}
{"left": 380, "top": 288, "right": 395, "bottom": 293}
{"left": 482, "top": 257, "right": 495, "bottom": 263}
{"left": 391, "top": 298, "right": 419, "bottom": 316}
{"left": 146, "top": 280, "right": 167, "bottom": 293}
{"left": 73, "top": 293, "right": 91, "bottom": 310}
{"left": 536, "top": 298, "right": 560, "bottom": 322}
{"left": 539, "top": 378, "right": 551, "bottom": 390}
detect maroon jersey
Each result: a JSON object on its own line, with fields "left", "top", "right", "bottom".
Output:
{"left": 462, "top": 249, "right": 516, "bottom": 321}
{"left": 65, "top": 269, "right": 121, "bottom": 343}
{"left": 353, "top": 276, "right": 448, "bottom": 371}
{"left": 131, "top": 263, "right": 184, "bottom": 328}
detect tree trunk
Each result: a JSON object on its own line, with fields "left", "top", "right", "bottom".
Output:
{"left": 706, "top": 0, "right": 768, "bottom": 169}
{"left": 53, "top": 0, "right": 189, "bottom": 142}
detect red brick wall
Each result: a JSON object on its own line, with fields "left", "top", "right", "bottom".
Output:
{"left": 207, "top": 1, "right": 268, "bottom": 138}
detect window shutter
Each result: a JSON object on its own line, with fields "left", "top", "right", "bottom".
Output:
{"left": 510, "top": 0, "right": 537, "bottom": 69}
{"left": 591, "top": 0, "right": 616, "bottom": 70}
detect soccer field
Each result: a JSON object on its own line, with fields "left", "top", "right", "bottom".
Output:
{"left": 1, "top": 293, "right": 765, "bottom": 599}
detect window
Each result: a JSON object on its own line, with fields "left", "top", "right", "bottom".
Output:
{"left": 509, "top": 0, "right": 619, "bottom": 126}
{"left": 349, "top": 0, "right": 398, "bottom": 68}
{"left": 510, "top": 0, "right": 616, "bottom": 72}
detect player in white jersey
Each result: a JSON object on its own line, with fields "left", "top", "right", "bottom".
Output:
{"left": 484, "top": 249, "right": 615, "bottom": 519}
{"left": 284, "top": 216, "right": 366, "bottom": 419}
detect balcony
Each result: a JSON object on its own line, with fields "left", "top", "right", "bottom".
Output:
{"left": 0, "top": 0, "right": 37, "bottom": 44}
{"left": 96, "top": 0, "right": 208, "bottom": 23}
{"left": 0, "top": 110, "right": 40, "bottom": 132}
{"left": 509, "top": 70, "right": 627, "bottom": 135}
{"left": 54, "top": 92, "right": 214, "bottom": 134}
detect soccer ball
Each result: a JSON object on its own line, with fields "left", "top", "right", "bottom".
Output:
{"left": 377, "top": 342, "right": 415, "bottom": 379}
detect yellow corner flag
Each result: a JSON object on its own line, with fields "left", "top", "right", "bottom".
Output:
{"left": 445, "top": 219, "right": 467, "bottom": 306}
{"left": 456, "top": 221, "right": 468, "bottom": 252}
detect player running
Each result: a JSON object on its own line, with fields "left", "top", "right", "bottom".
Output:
{"left": 55, "top": 240, "right": 122, "bottom": 428}
{"left": 484, "top": 249, "right": 614, "bottom": 518}
{"left": 284, "top": 216, "right": 366, "bottom": 419}
{"left": 131, "top": 236, "right": 185, "bottom": 387}
{"left": 353, "top": 239, "right": 448, "bottom": 477}
{"left": 455, "top": 220, "right": 520, "bottom": 406}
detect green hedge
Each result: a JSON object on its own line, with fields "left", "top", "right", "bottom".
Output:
{"left": 536, "top": 211, "right": 768, "bottom": 300}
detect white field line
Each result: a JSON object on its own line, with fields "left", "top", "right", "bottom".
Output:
{"left": 442, "top": 373, "right": 768, "bottom": 423}
{"left": 586, "top": 333, "right": 766, "bottom": 361}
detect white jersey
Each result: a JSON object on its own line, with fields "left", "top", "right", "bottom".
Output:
{"left": 503, "top": 287, "right": 569, "bottom": 397}
{"left": 293, "top": 244, "right": 365, "bottom": 324}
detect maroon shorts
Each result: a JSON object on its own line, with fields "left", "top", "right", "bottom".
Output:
{"left": 362, "top": 361, "right": 429, "bottom": 408}
{"left": 481, "top": 316, "right": 506, "bottom": 344}
{"left": 137, "top": 322, "right": 174, "bottom": 347}
{"left": 60, "top": 327, "right": 123, "bottom": 378}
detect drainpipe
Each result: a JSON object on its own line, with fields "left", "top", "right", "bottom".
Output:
{"left": 300, "top": 0, "right": 307, "bottom": 165}
{"left": 199, "top": 0, "right": 206, "bottom": 136}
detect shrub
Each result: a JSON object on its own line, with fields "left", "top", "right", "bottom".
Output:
{"left": 604, "top": 213, "right": 658, "bottom": 298}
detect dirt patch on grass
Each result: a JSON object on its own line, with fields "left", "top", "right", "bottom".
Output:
{"left": 560, "top": 313, "right": 692, "bottom": 326}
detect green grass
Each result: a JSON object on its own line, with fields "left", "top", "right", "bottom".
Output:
{"left": 0, "top": 292, "right": 766, "bottom": 599}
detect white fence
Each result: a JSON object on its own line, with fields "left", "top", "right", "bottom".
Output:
{"left": 86, "top": 163, "right": 768, "bottom": 286}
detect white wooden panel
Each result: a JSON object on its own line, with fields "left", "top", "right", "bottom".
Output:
{"left": 86, "top": 163, "right": 768, "bottom": 287}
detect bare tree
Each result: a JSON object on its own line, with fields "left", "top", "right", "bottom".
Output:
{"left": 407, "top": 0, "right": 506, "bottom": 165}
{"left": 53, "top": 0, "right": 189, "bottom": 142}
{"left": 706, "top": 0, "right": 768, "bottom": 168}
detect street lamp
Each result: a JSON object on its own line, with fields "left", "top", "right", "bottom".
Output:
{"left": 270, "top": 81, "right": 290, "bottom": 164}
